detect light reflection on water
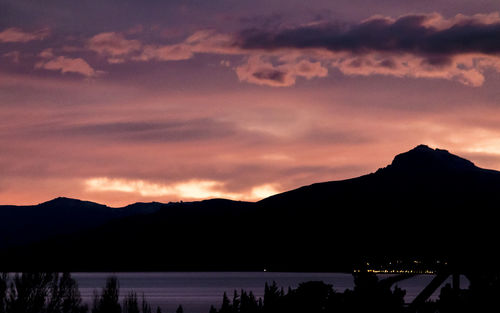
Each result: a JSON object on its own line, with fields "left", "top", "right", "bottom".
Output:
{"left": 73, "top": 272, "right": 468, "bottom": 313}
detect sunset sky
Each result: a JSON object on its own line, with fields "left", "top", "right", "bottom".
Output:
{"left": 2, "top": 0, "right": 500, "bottom": 206}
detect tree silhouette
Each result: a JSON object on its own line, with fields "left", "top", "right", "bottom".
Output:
{"left": 47, "top": 273, "right": 88, "bottom": 313}
{"left": 1, "top": 273, "right": 87, "bottom": 313}
{"left": 6, "top": 273, "right": 54, "bottom": 313}
{"left": 288, "top": 281, "right": 334, "bottom": 313}
{"left": 141, "top": 294, "right": 152, "bottom": 313}
{"left": 219, "top": 292, "right": 231, "bottom": 313}
{"left": 92, "top": 276, "right": 121, "bottom": 313}
{"left": 0, "top": 273, "right": 7, "bottom": 313}
{"left": 123, "top": 292, "right": 140, "bottom": 313}
{"left": 232, "top": 291, "right": 240, "bottom": 313}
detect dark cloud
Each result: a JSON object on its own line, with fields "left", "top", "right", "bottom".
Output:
{"left": 237, "top": 14, "right": 500, "bottom": 60}
{"left": 252, "top": 68, "right": 287, "bottom": 83}
{"left": 13, "top": 118, "right": 281, "bottom": 145}
{"left": 31, "top": 119, "right": 238, "bottom": 142}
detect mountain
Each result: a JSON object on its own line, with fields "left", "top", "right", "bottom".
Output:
{"left": 0, "top": 197, "right": 162, "bottom": 250}
{"left": 1, "top": 145, "right": 500, "bottom": 272}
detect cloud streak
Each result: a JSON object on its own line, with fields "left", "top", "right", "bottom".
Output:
{"left": 0, "top": 27, "right": 49, "bottom": 43}
{"left": 85, "top": 177, "right": 279, "bottom": 201}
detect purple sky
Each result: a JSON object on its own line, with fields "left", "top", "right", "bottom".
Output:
{"left": 2, "top": 0, "right": 500, "bottom": 206}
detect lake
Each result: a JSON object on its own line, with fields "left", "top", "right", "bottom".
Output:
{"left": 73, "top": 272, "right": 468, "bottom": 313}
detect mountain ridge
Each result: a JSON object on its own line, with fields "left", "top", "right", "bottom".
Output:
{"left": 2, "top": 144, "right": 500, "bottom": 272}
{"left": 3, "top": 144, "right": 496, "bottom": 209}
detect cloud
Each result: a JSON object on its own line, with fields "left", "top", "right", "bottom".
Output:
{"left": 35, "top": 56, "right": 98, "bottom": 77}
{"left": 31, "top": 118, "right": 242, "bottom": 142}
{"left": 78, "top": 13, "right": 500, "bottom": 87}
{"left": 85, "top": 177, "right": 278, "bottom": 201}
{"left": 0, "top": 27, "right": 49, "bottom": 43}
{"left": 237, "top": 12, "right": 500, "bottom": 56}
{"left": 236, "top": 55, "right": 328, "bottom": 87}
{"left": 87, "top": 32, "right": 142, "bottom": 61}
{"left": 132, "top": 43, "right": 193, "bottom": 62}
{"left": 131, "top": 30, "right": 238, "bottom": 62}
{"left": 235, "top": 12, "right": 500, "bottom": 86}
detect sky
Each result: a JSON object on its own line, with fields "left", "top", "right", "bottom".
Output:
{"left": 2, "top": 0, "right": 500, "bottom": 206}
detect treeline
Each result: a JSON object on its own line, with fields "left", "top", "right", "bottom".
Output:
{"left": 209, "top": 273, "right": 406, "bottom": 313}
{"left": 0, "top": 273, "right": 176, "bottom": 313}
{"left": 209, "top": 272, "right": 500, "bottom": 313}
{"left": 3, "top": 272, "right": 500, "bottom": 313}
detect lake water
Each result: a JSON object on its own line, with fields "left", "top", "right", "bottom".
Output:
{"left": 73, "top": 272, "right": 468, "bottom": 313}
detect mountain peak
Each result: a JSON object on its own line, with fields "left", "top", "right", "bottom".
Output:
{"left": 39, "top": 197, "right": 107, "bottom": 208}
{"left": 40, "top": 197, "right": 81, "bottom": 205}
{"left": 381, "top": 144, "right": 477, "bottom": 173}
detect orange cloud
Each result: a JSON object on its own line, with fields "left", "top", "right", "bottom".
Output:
{"left": 85, "top": 177, "right": 279, "bottom": 201}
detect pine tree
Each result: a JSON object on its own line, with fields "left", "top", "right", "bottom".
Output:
{"left": 92, "top": 276, "right": 121, "bottom": 313}
{"left": 219, "top": 292, "right": 231, "bottom": 313}
{"left": 123, "top": 292, "right": 140, "bottom": 313}
{"left": 209, "top": 305, "right": 217, "bottom": 313}
{"left": 0, "top": 273, "right": 7, "bottom": 313}
{"left": 141, "top": 294, "right": 152, "bottom": 313}
{"left": 232, "top": 291, "right": 240, "bottom": 313}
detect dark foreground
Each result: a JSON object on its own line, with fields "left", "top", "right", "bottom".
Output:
{"left": 1, "top": 272, "right": 499, "bottom": 313}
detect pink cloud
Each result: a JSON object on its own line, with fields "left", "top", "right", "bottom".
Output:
{"left": 132, "top": 30, "right": 238, "bottom": 62}
{"left": 0, "top": 27, "right": 49, "bottom": 43}
{"left": 87, "top": 32, "right": 142, "bottom": 58}
{"left": 233, "top": 12, "right": 500, "bottom": 87}
{"left": 132, "top": 43, "right": 193, "bottom": 62}
{"left": 236, "top": 56, "right": 328, "bottom": 87}
{"left": 35, "top": 56, "right": 98, "bottom": 77}
{"left": 330, "top": 52, "right": 494, "bottom": 87}
{"left": 78, "top": 12, "right": 500, "bottom": 87}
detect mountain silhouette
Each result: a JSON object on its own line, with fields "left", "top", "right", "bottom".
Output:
{"left": 0, "top": 197, "right": 161, "bottom": 250}
{"left": 1, "top": 145, "right": 499, "bottom": 272}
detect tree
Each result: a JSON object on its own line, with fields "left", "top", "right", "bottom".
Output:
{"left": 219, "top": 292, "right": 231, "bottom": 313}
{"left": 175, "top": 305, "right": 184, "bottom": 313}
{"left": 123, "top": 292, "right": 140, "bottom": 313}
{"left": 47, "top": 273, "right": 88, "bottom": 313}
{"left": 263, "top": 282, "right": 281, "bottom": 313}
{"left": 6, "top": 272, "right": 55, "bottom": 313}
{"left": 232, "top": 291, "right": 240, "bottom": 313}
{"left": 141, "top": 294, "right": 152, "bottom": 313}
{"left": 0, "top": 273, "right": 7, "bottom": 313}
{"left": 92, "top": 276, "right": 121, "bottom": 313}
